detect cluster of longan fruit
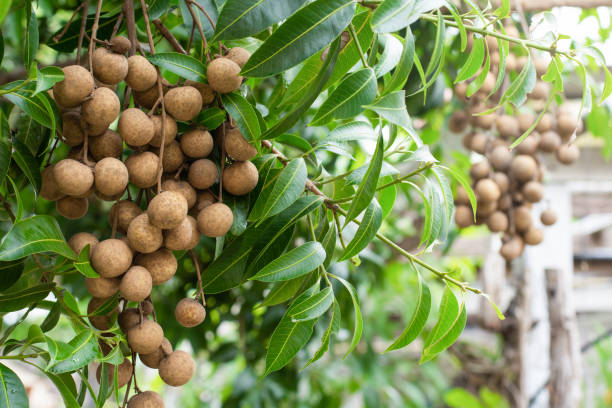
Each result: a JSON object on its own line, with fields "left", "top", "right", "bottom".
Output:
{"left": 39, "top": 34, "right": 260, "bottom": 406}
{"left": 448, "top": 32, "right": 580, "bottom": 260}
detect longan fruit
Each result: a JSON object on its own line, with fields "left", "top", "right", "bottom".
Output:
{"left": 81, "top": 87, "right": 120, "bottom": 136}
{"left": 53, "top": 65, "right": 95, "bottom": 108}
{"left": 540, "top": 209, "right": 557, "bottom": 226}
{"left": 491, "top": 172, "right": 509, "bottom": 194}
{"left": 125, "top": 152, "right": 160, "bottom": 188}
{"left": 475, "top": 178, "right": 501, "bottom": 202}
{"left": 516, "top": 133, "right": 540, "bottom": 155}
{"left": 557, "top": 112, "right": 578, "bottom": 138}
{"left": 522, "top": 181, "right": 543, "bottom": 203}
{"left": 40, "top": 165, "right": 66, "bottom": 202}
{"left": 86, "top": 276, "right": 120, "bottom": 298}
{"left": 222, "top": 160, "right": 258, "bottom": 196}
{"left": 180, "top": 128, "right": 213, "bottom": 158}
{"left": 139, "top": 338, "right": 172, "bottom": 369}
{"left": 197, "top": 202, "right": 233, "bottom": 237}
{"left": 133, "top": 81, "right": 168, "bottom": 109}
{"left": 469, "top": 160, "right": 490, "bottom": 181}
{"left": 127, "top": 213, "right": 163, "bottom": 254}
{"left": 96, "top": 358, "right": 132, "bottom": 389}
{"left": 127, "top": 391, "right": 164, "bottom": 408}
{"left": 157, "top": 140, "right": 185, "bottom": 173}
{"left": 513, "top": 206, "right": 532, "bottom": 232}
{"left": 94, "top": 158, "right": 128, "bottom": 196}
{"left": 225, "top": 127, "right": 257, "bottom": 161}
{"left": 517, "top": 112, "right": 535, "bottom": 133}
{"left": 126, "top": 55, "right": 157, "bottom": 91}
{"left": 164, "top": 86, "right": 202, "bottom": 122}
{"left": 118, "top": 308, "right": 141, "bottom": 333}
{"left": 89, "top": 129, "right": 123, "bottom": 161}
{"left": 536, "top": 113, "right": 553, "bottom": 133}
{"left": 149, "top": 115, "right": 178, "bottom": 147}
{"left": 496, "top": 115, "right": 519, "bottom": 139}
{"left": 91, "top": 238, "right": 133, "bottom": 278}
{"left": 454, "top": 185, "right": 470, "bottom": 205}
{"left": 226, "top": 47, "right": 251, "bottom": 68}
{"left": 498, "top": 194, "right": 512, "bottom": 211}
{"left": 474, "top": 112, "right": 496, "bottom": 130}
{"left": 538, "top": 130, "right": 561, "bottom": 153}
{"left": 164, "top": 217, "right": 193, "bottom": 250}
{"left": 469, "top": 132, "right": 488, "bottom": 154}
{"left": 110, "top": 36, "right": 131, "bottom": 54}
{"left": 524, "top": 227, "right": 544, "bottom": 246}
{"left": 479, "top": 72, "right": 496, "bottom": 95}
{"left": 175, "top": 298, "right": 206, "bottom": 327}
{"left": 207, "top": 58, "right": 242, "bottom": 94}
{"left": 53, "top": 159, "right": 94, "bottom": 196}
{"left": 510, "top": 155, "right": 537, "bottom": 182}
{"left": 448, "top": 111, "right": 469, "bottom": 133}
{"left": 127, "top": 320, "right": 164, "bottom": 354}
{"left": 147, "top": 191, "right": 188, "bottom": 229}
{"left": 68, "top": 232, "right": 99, "bottom": 256}
{"left": 500, "top": 236, "right": 524, "bottom": 261}
{"left": 135, "top": 249, "right": 177, "bottom": 285}
{"left": 56, "top": 197, "right": 89, "bottom": 219}
{"left": 95, "top": 190, "right": 125, "bottom": 202}
{"left": 61, "top": 112, "right": 84, "bottom": 146}
{"left": 118, "top": 108, "right": 155, "bottom": 147}
{"left": 485, "top": 35, "right": 499, "bottom": 52}
{"left": 487, "top": 211, "right": 508, "bottom": 233}
{"left": 188, "top": 159, "right": 218, "bottom": 190}
{"left": 110, "top": 200, "right": 143, "bottom": 234}
{"left": 195, "top": 190, "right": 216, "bottom": 211}
{"left": 87, "top": 297, "right": 116, "bottom": 330}
{"left": 161, "top": 179, "right": 196, "bottom": 208}
{"left": 92, "top": 47, "right": 129, "bottom": 85}
{"left": 476, "top": 199, "right": 497, "bottom": 217}
{"left": 184, "top": 80, "right": 215, "bottom": 106}
{"left": 120, "top": 266, "right": 153, "bottom": 302}
{"left": 529, "top": 81, "right": 550, "bottom": 100}
{"left": 158, "top": 350, "right": 195, "bottom": 386}
{"left": 454, "top": 205, "right": 473, "bottom": 228}
{"left": 185, "top": 216, "right": 201, "bottom": 249}
{"left": 556, "top": 143, "right": 580, "bottom": 165}
{"left": 454, "top": 82, "right": 467, "bottom": 101}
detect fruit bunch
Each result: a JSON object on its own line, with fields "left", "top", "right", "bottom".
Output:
{"left": 448, "top": 29, "right": 580, "bottom": 261}
{"left": 39, "top": 34, "right": 258, "bottom": 404}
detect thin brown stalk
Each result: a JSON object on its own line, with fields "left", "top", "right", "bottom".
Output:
{"left": 88, "top": 0, "right": 104, "bottom": 74}
{"left": 153, "top": 18, "right": 187, "bottom": 54}
{"left": 190, "top": 250, "right": 206, "bottom": 306}
{"left": 53, "top": 3, "right": 85, "bottom": 42}
{"left": 76, "top": 0, "right": 90, "bottom": 64}
{"left": 185, "top": 0, "right": 210, "bottom": 62}
{"left": 111, "top": 12, "right": 124, "bottom": 38}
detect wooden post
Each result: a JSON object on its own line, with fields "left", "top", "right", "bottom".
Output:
{"left": 482, "top": 236, "right": 506, "bottom": 330}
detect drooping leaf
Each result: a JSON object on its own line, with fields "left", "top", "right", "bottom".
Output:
{"left": 346, "top": 161, "right": 399, "bottom": 185}
{"left": 332, "top": 275, "right": 362, "bottom": 357}
{"left": 48, "top": 330, "right": 98, "bottom": 374}
{"left": 444, "top": 388, "right": 484, "bottom": 408}
{"left": 466, "top": 47, "right": 491, "bottom": 98}
{"left": 374, "top": 34, "right": 402, "bottom": 78}
{"left": 340, "top": 199, "right": 382, "bottom": 261}
{"left": 455, "top": 35, "right": 485, "bottom": 83}
{"left": 0, "top": 260, "right": 24, "bottom": 292}
{"left": 258, "top": 275, "right": 308, "bottom": 307}
{"left": 15, "top": 112, "right": 47, "bottom": 156}
{"left": 0, "top": 81, "right": 56, "bottom": 129}
{"left": 0, "top": 139, "right": 11, "bottom": 193}
{"left": 321, "top": 220, "right": 336, "bottom": 268}
{"left": 385, "top": 27, "right": 415, "bottom": 94}
{"left": 73, "top": 245, "right": 99, "bottom": 278}
{"left": 503, "top": 55, "right": 536, "bottom": 107}
{"left": 0, "top": 282, "right": 55, "bottom": 312}
{"left": 222, "top": 93, "right": 261, "bottom": 141}
{"left": 196, "top": 107, "right": 226, "bottom": 130}
{"left": 291, "top": 286, "right": 333, "bottom": 322}
{"left": 377, "top": 177, "right": 397, "bottom": 220}
{"left": 250, "top": 241, "right": 325, "bottom": 282}
{"left": 321, "top": 121, "right": 375, "bottom": 145}
{"left": 147, "top": 53, "right": 206, "bottom": 82}
{"left": 0, "top": 1, "right": 11, "bottom": 26}
{"left": 371, "top": 0, "right": 444, "bottom": 33}
{"left": 303, "top": 300, "right": 340, "bottom": 367}
{"left": 441, "top": 165, "right": 477, "bottom": 217}
{"left": 364, "top": 91, "right": 421, "bottom": 146}
{"left": 0, "top": 363, "right": 29, "bottom": 408}
{"left": 40, "top": 300, "right": 62, "bottom": 332}
{"left": 148, "top": 0, "right": 171, "bottom": 20}
{"left": 0, "top": 215, "right": 75, "bottom": 261}
{"left": 24, "top": 6, "right": 38, "bottom": 70}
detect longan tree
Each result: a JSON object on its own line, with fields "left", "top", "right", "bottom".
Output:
{"left": 0, "top": 0, "right": 609, "bottom": 406}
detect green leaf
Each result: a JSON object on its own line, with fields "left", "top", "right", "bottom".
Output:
{"left": 441, "top": 165, "right": 477, "bottom": 218}
{"left": 0, "top": 33, "right": 4, "bottom": 69}
{"left": 0, "top": 283, "right": 55, "bottom": 312}
{"left": 258, "top": 275, "right": 308, "bottom": 308}
{"left": 455, "top": 36, "right": 484, "bottom": 83}
{"left": 241, "top": 0, "right": 355, "bottom": 77}
{"left": 0, "top": 139, "right": 11, "bottom": 191}
{"left": 196, "top": 107, "right": 226, "bottom": 130}
{"left": 332, "top": 275, "right": 362, "bottom": 357}
{"left": 15, "top": 112, "right": 47, "bottom": 156}
{"left": 364, "top": 91, "right": 420, "bottom": 145}
{"left": 344, "top": 133, "right": 384, "bottom": 226}
{"left": 275, "top": 134, "right": 312, "bottom": 152}
{"left": 40, "top": 300, "right": 62, "bottom": 332}
{"left": 321, "top": 221, "right": 336, "bottom": 269}
{"left": 0, "top": 215, "right": 75, "bottom": 261}
{"left": 377, "top": 177, "right": 396, "bottom": 220}
{"left": 311, "top": 68, "right": 376, "bottom": 126}
{"left": 0, "top": 81, "right": 56, "bottom": 129}
{"left": 346, "top": 162, "right": 398, "bottom": 185}
{"left": 431, "top": 167, "right": 454, "bottom": 237}
{"left": 290, "top": 286, "right": 333, "bottom": 322}
{"left": 321, "top": 121, "right": 375, "bottom": 145}
{"left": 494, "top": 0, "right": 511, "bottom": 17}
{"left": 278, "top": 53, "right": 324, "bottom": 109}
{"left": 222, "top": 93, "right": 261, "bottom": 141}
{"left": 0, "top": 260, "right": 24, "bottom": 292}
{"left": 250, "top": 241, "right": 325, "bottom": 282}
{"left": 73, "top": 245, "right": 99, "bottom": 278}
{"left": 24, "top": 6, "right": 38, "bottom": 70}
{"left": 148, "top": 0, "right": 170, "bottom": 20}
{"left": 213, "top": 0, "right": 307, "bottom": 41}
{"left": 147, "top": 53, "right": 206, "bottom": 82}
{"left": 179, "top": 0, "right": 217, "bottom": 41}
{"left": 249, "top": 158, "right": 307, "bottom": 222}
{"left": 49, "top": 16, "right": 119, "bottom": 53}
{"left": 303, "top": 300, "right": 340, "bottom": 367}
{"left": 48, "top": 330, "right": 98, "bottom": 374}
{"left": 446, "top": 3, "right": 467, "bottom": 51}
{"left": 600, "top": 66, "right": 612, "bottom": 104}
{"left": 0, "top": 1, "right": 11, "bottom": 26}
{"left": 374, "top": 34, "right": 402, "bottom": 78}
{"left": 385, "top": 27, "right": 415, "bottom": 94}
{"left": 12, "top": 139, "right": 41, "bottom": 191}
{"left": 33, "top": 66, "right": 65, "bottom": 97}
{"left": 340, "top": 199, "right": 382, "bottom": 261}
{"left": 0, "top": 363, "right": 29, "bottom": 408}
{"left": 445, "top": 388, "right": 484, "bottom": 408}
{"left": 385, "top": 270, "right": 431, "bottom": 352}
{"left": 466, "top": 49, "right": 491, "bottom": 98}
{"left": 7, "top": 176, "right": 23, "bottom": 222}
{"left": 226, "top": 194, "right": 249, "bottom": 236}
{"left": 371, "top": 0, "right": 444, "bottom": 33}
{"left": 503, "top": 55, "right": 536, "bottom": 107}
{"left": 37, "top": 369, "right": 80, "bottom": 408}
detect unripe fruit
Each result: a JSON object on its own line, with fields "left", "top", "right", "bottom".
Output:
{"left": 149, "top": 115, "right": 178, "bottom": 147}
{"left": 510, "top": 155, "right": 537, "bottom": 182}
{"left": 538, "top": 130, "right": 561, "bottom": 153}
{"left": 91, "top": 238, "right": 133, "bottom": 278}
{"left": 139, "top": 338, "right": 172, "bottom": 369}
{"left": 226, "top": 47, "right": 251, "bottom": 68}
{"left": 147, "top": 191, "right": 188, "bottom": 230}
{"left": 54, "top": 159, "right": 94, "bottom": 196}
{"left": 513, "top": 206, "right": 532, "bottom": 232}
{"left": 222, "top": 160, "right": 259, "bottom": 196}
{"left": 181, "top": 128, "right": 213, "bottom": 158}
{"left": 127, "top": 213, "right": 163, "bottom": 254}
{"left": 126, "top": 55, "right": 157, "bottom": 91}
{"left": 496, "top": 115, "right": 519, "bottom": 139}
{"left": 53, "top": 65, "right": 95, "bottom": 108}
{"left": 162, "top": 180, "right": 197, "bottom": 209}
{"left": 110, "top": 200, "right": 143, "bottom": 234}
{"left": 86, "top": 276, "right": 120, "bottom": 298}
{"left": 118, "top": 108, "right": 155, "bottom": 146}
{"left": 522, "top": 181, "right": 543, "bottom": 203}
{"left": 40, "top": 165, "right": 66, "bottom": 202}
{"left": 97, "top": 358, "right": 132, "bottom": 389}
{"left": 127, "top": 320, "right": 164, "bottom": 355}
{"left": 158, "top": 350, "right": 195, "bottom": 386}
{"left": 207, "top": 58, "right": 242, "bottom": 94}
{"left": 184, "top": 80, "right": 215, "bottom": 107}
{"left": 92, "top": 48, "right": 129, "bottom": 85}
{"left": 197, "top": 203, "right": 233, "bottom": 237}
{"left": 524, "top": 227, "right": 544, "bottom": 245}
{"left": 89, "top": 129, "right": 123, "bottom": 161}
{"left": 469, "top": 161, "right": 490, "bottom": 180}
{"left": 120, "top": 266, "right": 153, "bottom": 302}
{"left": 68, "top": 232, "right": 99, "bottom": 256}
{"left": 188, "top": 159, "right": 218, "bottom": 190}
{"left": 448, "top": 111, "right": 469, "bottom": 133}
{"left": 126, "top": 152, "right": 160, "bottom": 188}
{"left": 56, "top": 197, "right": 89, "bottom": 219}
{"left": 175, "top": 298, "right": 206, "bottom": 327}
{"left": 475, "top": 178, "right": 501, "bottom": 202}
{"left": 110, "top": 36, "right": 131, "bottom": 54}
{"left": 500, "top": 236, "right": 524, "bottom": 261}
{"left": 87, "top": 297, "right": 116, "bottom": 330}
{"left": 164, "top": 86, "right": 202, "bottom": 121}
{"left": 118, "top": 308, "right": 142, "bottom": 333}
{"left": 487, "top": 211, "right": 508, "bottom": 233}
{"left": 81, "top": 87, "right": 120, "bottom": 136}
{"left": 135, "top": 249, "right": 177, "bottom": 285}
{"left": 61, "top": 112, "right": 84, "bottom": 146}
{"left": 94, "top": 158, "right": 128, "bottom": 196}
{"left": 556, "top": 143, "right": 580, "bottom": 165}
{"left": 164, "top": 217, "right": 193, "bottom": 250}
{"left": 454, "top": 205, "right": 473, "bottom": 228}
{"left": 127, "top": 391, "right": 164, "bottom": 408}
{"left": 541, "top": 209, "right": 557, "bottom": 226}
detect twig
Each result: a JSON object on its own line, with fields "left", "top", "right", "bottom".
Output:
{"left": 187, "top": 0, "right": 216, "bottom": 30}
{"left": 111, "top": 12, "right": 124, "bottom": 38}
{"left": 44, "top": 137, "right": 60, "bottom": 168}
{"left": 88, "top": 0, "right": 103, "bottom": 74}
{"left": 189, "top": 250, "right": 206, "bottom": 306}
{"left": 153, "top": 19, "right": 187, "bottom": 54}
{"left": 185, "top": 0, "right": 210, "bottom": 62}
{"left": 53, "top": 3, "right": 86, "bottom": 42}
{"left": 76, "top": 0, "right": 90, "bottom": 64}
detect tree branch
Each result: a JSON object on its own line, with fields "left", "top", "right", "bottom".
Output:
{"left": 153, "top": 19, "right": 187, "bottom": 54}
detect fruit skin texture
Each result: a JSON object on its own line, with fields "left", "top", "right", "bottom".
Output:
{"left": 162, "top": 180, "right": 196, "bottom": 209}
{"left": 92, "top": 48, "right": 129, "bottom": 85}
{"left": 158, "top": 140, "right": 184, "bottom": 172}
{"left": 56, "top": 197, "right": 89, "bottom": 219}
{"left": 175, "top": 298, "right": 206, "bottom": 327}
{"left": 139, "top": 337, "right": 173, "bottom": 369}
{"left": 469, "top": 161, "right": 490, "bottom": 180}
{"left": 135, "top": 249, "right": 177, "bottom": 285}
{"left": 500, "top": 236, "right": 524, "bottom": 261}
{"left": 110, "top": 200, "right": 143, "bottom": 234}
{"left": 147, "top": 191, "right": 188, "bottom": 230}
{"left": 53, "top": 65, "right": 95, "bottom": 108}
{"left": 54, "top": 159, "right": 94, "bottom": 196}
{"left": 226, "top": 47, "right": 251, "bottom": 68}
{"left": 496, "top": 115, "right": 519, "bottom": 139}
{"left": 134, "top": 82, "right": 167, "bottom": 109}
{"left": 127, "top": 391, "right": 165, "bottom": 408}
{"left": 475, "top": 178, "right": 500, "bottom": 202}
{"left": 513, "top": 206, "right": 532, "bottom": 232}
{"left": 222, "top": 160, "right": 259, "bottom": 196}
{"left": 487, "top": 211, "right": 508, "bottom": 233}
{"left": 539, "top": 131, "right": 561, "bottom": 153}
{"left": 118, "top": 308, "right": 142, "bottom": 333}
{"left": 188, "top": 159, "right": 218, "bottom": 189}
{"left": 91, "top": 238, "right": 133, "bottom": 278}
{"left": 524, "top": 227, "right": 544, "bottom": 245}
{"left": 86, "top": 276, "right": 120, "bottom": 298}
{"left": 164, "top": 217, "right": 193, "bottom": 250}
{"left": 195, "top": 190, "right": 215, "bottom": 211}
{"left": 87, "top": 297, "right": 116, "bottom": 330}
{"left": 61, "top": 112, "right": 85, "bottom": 146}
{"left": 510, "top": 155, "right": 537, "bottom": 182}
{"left": 68, "top": 232, "right": 99, "bottom": 257}
{"left": 40, "top": 165, "right": 66, "bottom": 202}
{"left": 164, "top": 86, "right": 202, "bottom": 121}
{"left": 127, "top": 320, "right": 164, "bottom": 355}
{"left": 158, "top": 350, "right": 195, "bottom": 386}
{"left": 118, "top": 108, "right": 156, "bottom": 146}
{"left": 126, "top": 152, "right": 160, "bottom": 188}
{"left": 225, "top": 128, "right": 257, "bottom": 161}
{"left": 89, "top": 129, "right": 123, "bottom": 161}
{"left": 184, "top": 80, "right": 215, "bottom": 106}
{"left": 120, "top": 266, "right": 153, "bottom": 302}
{"left": 94, "top": 157, "right": 129, "bottom": 196}
{"left": 126, "top": 55, "right": 157, "bottom": 91}
{"left": 110, "top": 36, "right": 131, "bottom": 54}
{"left": 81, "top": 87, "right": 121, "bottom": 136}
{"left": 197, "top": 203, "right": 233, "bottom": 237}
{"left": 127, "top": 213, "right": 164, "bottom": 254}
{"left": 180, "top": 128, "right": 213, "bottom": 158}
{"left": 97, "top": 358, "right": 133, "bottom": 389}
{"left": 522, "top": 181, "right": 543, "bottom": 203}
{"left": 207, "top": 58, "right": 242, "bottom": 94}
{"left": 150, "top": 115, "right": 178, "bottom": 147}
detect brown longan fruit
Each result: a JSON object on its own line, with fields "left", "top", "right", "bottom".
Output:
{"left": 85, "top": 276, "right": 120, "bottom": 298}
{"left": 141, "top": 299, "right": 154, "bottom": 315}
{"left": 91, "top": 238, "right": 133, "bottom": 278}
{"left": 126, "top": 55, "right": 157, "bottom": 91}
{"left": 556, "top": 143, "right": 580, "bottom": 165}
{"left": 195, "top": 190, "right": 216, "bottom": 211}
{"left": 461, "top": 133, "right": 474, "bottom": 150}
{"left": 517, "top": 112, "right": 535, "bottom": 133}
{"left": 162, "top": 179, "right": 196, "bottom": 208}
{"left": 165, "top": 86, "right": 202, "bottom": 122}
{"left": 529, "top": 81, "right": 550, "bottom": 100}
{"left": 127, "top": 213, "right": 163, "bottom": 254}
{"left": 120, "top": 266, "right": 152, "bottom": 302}
{"left": 476, "top": 200, "right": 497, "bottom": 217}
{"left": 475, "top": 178, "right": 501, "bottom": 202}
{"left": 188, "top": 159, "right": 218, "bottom": 190}
{"left": 184, "top": 80, "right": 215, "bottom": 106}
{"left": 510, "top": 155, "right": 537, "bottom": 182}
{"left": 117, "top": 108, "right": 155, "bottom": 147}
{"left": 157, "top": 140, "right": 184, "bottom": 173}
{"left": 125, "top": 152, "right": 160, "bottom": 188}
{"left": 181, "top": 128, "right": 213, "bottom": 158}
{"left": 487, "top": 211, "right": 508, "bottom": 233}
{"left": 133, "top": 81, "right": 168, "bottom": 109}
{"left": 92, "top": 47, "right": 129, "bottom": 85}
{"left": 498, "top": 194, "right": 512, "bottom": 211}
{"left": 538, "top": 130, "right": 561, "bottom": 153}
{"left": 139, "top": 338, "right": 172, "bottom": 369}
{"left": 222, "top": 160, "right": 258, "bottom": 196}
{"left": 479, "top": 72, "right": 496, "bottom": 95}
{"left": 486, "top": 35, "right": 499, "bottom": 52}
{"left": 127, "top": 391, "right": 164, "bottom": 408}
{"left": 97, "top": 358, "right": 132, "bottom": 389}
{"left": 536, "top": 113, "right": 553, "bottom": 133}
{"left": 491, "top": 172, "right": 509, "bottom": 194}
{"left": 513, "top": 206, "right": 532, "bottom": 232}
{"left": 147, "top": 191, "right": 188, "bottom": 229}
{"left": 175, "top": 298, "right": 206, "bottom": 327}
{"left": 448, "top": 111, "right": 469, "bottom": 133}
{"left": 500, "top": 236, "right": 524, "bottom": 261}
{"left": 469, "top": 132, "right": 488, "bottom": 154}
{"left": 94, "top": 157, "right": 128, "bottom": 196}
{"left": 225, "top": 128, "right": 257, "bottom": 161}
{"left": 496, "top": 115, "right": 519, "bottom": 139}
{"left": 454, "top": 205, "right": 473, "bottom": 228}
{"left": 96, "top": 190, "right": 125, "bottom": 202}
{"left": 197, "top": 202, "right": 233, "bottom": 237}
{"left": 53, "top": 65, "right": 95, "bottom": 108}
{"left": 474, "top": 112, "right": 496, "bottom": 130}
{"left": 110, "top": 200, "right": 143, "bottom": 234}
{"left": 110, "top": 36, "right": 131, "bottom": 54}
{"left": 127, "top": 320, "right": 164, "bottom": 354}
{"left": 81, "top": 87, "right": 120, "bottom": 136}
{"left": 56, "top": 197, "right": 89, "bottom": 219}
{"left": 185, "top": 216, "right": 201, "bottom": 249}
{"left": 226, "top": 47, "right": 251, "bottom": 68}
{"left": 454, "top": 185, "right": 470, "bottom": 205}
{"left": 158, "top": 350, "right": 195, "bottom": 386}
{"left": 135, "top": 249, "right": 177, "bottom": 285}
{"left": 469, "top": 160, "right": 490, "bottom": 180}
{"left": 207, "top": 58, "right": 242, "bottom": 94}
{"left": 454, "top": 82, "right": 467, "bottom": 101}
{"left": 149, "top": 115, "right": 178, "bottom": 147}
{"left": 87, "top": 297, "right": 116, "bottom": 330}
{"left": 61, "top": 112, "right": 84, "bottom": 146}
{"left": 524, "top": 227, "right": 543, "bottom": 245}
{"left": 68, "top": 232, "right": 99, "bottom": 256}
{"left": 40, "top": 165, "right": 66, "bottom": 202}
{"left": 53, "top": 159, "right": 94, "bottom": 196}
{"left": 164, "top": 217, "right": 192, "bottom": 250}
{"left": 89, "top": 129, "right": 123, "bottom": 161}
{"left": 118, "top": 308, "right": 142, "bottom": 333}
{"left": 516, "top": 133, "right": 540, "bottom": 156}
{"left": 522, "top": 181, "right": 543, "bottom": 203}
{"left": 557, "top": 112, "right": 578, "bottom": 138}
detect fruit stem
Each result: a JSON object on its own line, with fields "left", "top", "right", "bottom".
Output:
{"left": 88, "top": 0, "right": 104, "bottom": 76}
{"left": 185, "top": 0, "right": 211, "bottom": 63}
{"left": 190, "top": 250, "right": 206, "bottom": 306}
{"left": 76, "top": 0, "right": 90, "bottom": 64}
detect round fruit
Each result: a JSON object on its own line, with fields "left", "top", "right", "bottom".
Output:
{"left": 510, "top": 155, "right": 537, "bottom": 182}
{"left": 476, "top": 200, "right": 497, "bottom": 217}
{"left": 139, "top": 338, "right": 172, "bottom": 369}
{"left": 54, "top": 159, "right": 94, "bottom": 196}
{"left": 162, "top": 180, "right": 196, "bottom": 208}
{"left": 474, "top": 112, "right": 496, "bottom": 129}
{"left": 89, "top": 129, "right": 123, "bottom": 161}
{"left": 487, "top": 211, "right": 508, "bottom": 233}
{"left": 87, "top": 297, "right": 116, "bottom": 330}
{"left": 164, "top": 217, "right": 192, "bottom": 250}
{"left": 540, "top": 209, "right": 557, "bottom": 226}
{"left": 207, "top": 57, "right": 242, "bottom": 94}
{"left": 524, "top": 227, "right": 543, "bottom": 245}
{"left": 448, "top": 111, "right": 469, "bottom": 133}
{"left": 500, "top": 236, "right": 524, "bottom": 261}
{"left": 62, "top": 112, "right": 84, "bottom": 146}
{"left": 536, "top": 113, "right": 553, "bottom": 133}
{"left": 185, "top": 216, "right": 201, "bottom": 249}
{"left": 141, "top": 300, "right": 154, "bottom": 315}
{"left": 469, "top": 133, "right": 488, "bottom": 154}
{"left": 92, "top": 47, "right": 128, "bottom": 85}
{"left": 94, "top": 158, "right": 128, "bottom": 196}
{"left": 158, "top": 140, "right": 185, "bottom": 172}
{"left": 226, "top": 47, "right": 251, "bottom": 68}
{"left": 164, "top": 86, "right": 202, "bottom": 121}
{"left": 455, "top": 185, "right": 470, "bottom": 205}
{"left": 496, "top": 115, "right": 519, "bottom": 139}
{"left": 158, "top": 351, "right": 195, "bottom": 386}
{"left": 454, "top": 82, "right": 467, "bottom": 100}
{"left": 56, "top": 197, "right": 89, "bottom": 219}
{"left": 149, "top": 115, "right": 178, "bottom": 147}
{"left": 184, "top": 80, "right": 215, "bottom": 106}
{"left": 454, "top": 206, "right": 473, "bottom": 228}
{"left": 68, "top": 232, "right": 99, "bottom": 256}
{"left": 118, "top": 308, "right": 141, "bottom": 333}
{"left": 120, "top": 266, "right": 153, "bottom": 302}
{"left": 86, "top": 276, "right": 120, "bottom": 298}
{"left": 81, "top": 87, "right": 120, "bottom": 136}
{"left": 118, "top": 108, "right": 155, "bottom": 146}
{"left": 135, "top": 249, "right": 177, "bottom": 285}
{"left": 522, "top": 181, "right": 543, "bottom": 203}
{"left": 147, "top": 191, "right": 188, "bottom": 229}
{"left": 127, "top": 391, "right": 164, "bottom": 408}
{"left": 133, "top": 81, "right": 167, "bottom": 109}
{"left": 127, "top": 320, "right": 164, "bottom": 354}
{"left": 110, "top": 36, "right": 131, "bottom": 54}
{"left": 491, "top": 172, "right": 509, "bottom": 194}
{"left": 53, "top": 65, "right": 95, "bottom": 108}
{"left": 188, "top": 159, "right": 218, "bottom": 190}
{"left": 181, "top": 128, "right": 213, "bottom": 158}
{"left": 513, "top": 206, "right": 532, "bottom": 232}
{"left": 97, "top": 358, "right": 132, "bottom": 389}
{"left": 222, "top": 160, "right": 259, "bottom": 196}
{"left": 225, "top": 128, "right": 257, "bottom": 161}
{"left": 498, "top": 194, "right": 512, "bottom": 211}
{"left": 125, "top": 152, "right": 160, "bottom": 188}
{"left": 556, "top": 143, "right": 580, "bottom": 165}
{"left": 127, "top": 213, "right": 163, "bottom": 254}
{"left": 557, "top": 113, "right": 578, "bottom": 138}
{"left": 40, "top": 165, "right": 65, "bottom": 202}
{"left": 516, "top": 134, "right": 539, "bottom": 155}
{"left": 197, "top": 203, "right": 233, "bottom": 237}
{"left": 126, "top": 55, "right": 157, "bottom": 91}
{"left": 469, "top": 161, "right": 490, "bottom": 180}
{"left": 175, "top": 298, "right": 206, "bottom": 327}
{"left": 110, "top": 200, "right": 143, "bottom": 234}
{"left": 480, "top": 72, "right": 496, "bottom": 95}
{"left": 91, "top": 238, "right": 133, "bottom": 278}
{"left": 517, "top": 112, "right": 535, "bottom": 133}
{"left": 538, "top": 130, "right": 561, "bottom": 153}
{"left": 195, "top": 190, "right": 216, "bottom": 211}
{"left": 529, "top": 81, "right": 549, "bottom": 100}
{"left": 475, "top": 178, "right": 501, "bottom": 202}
